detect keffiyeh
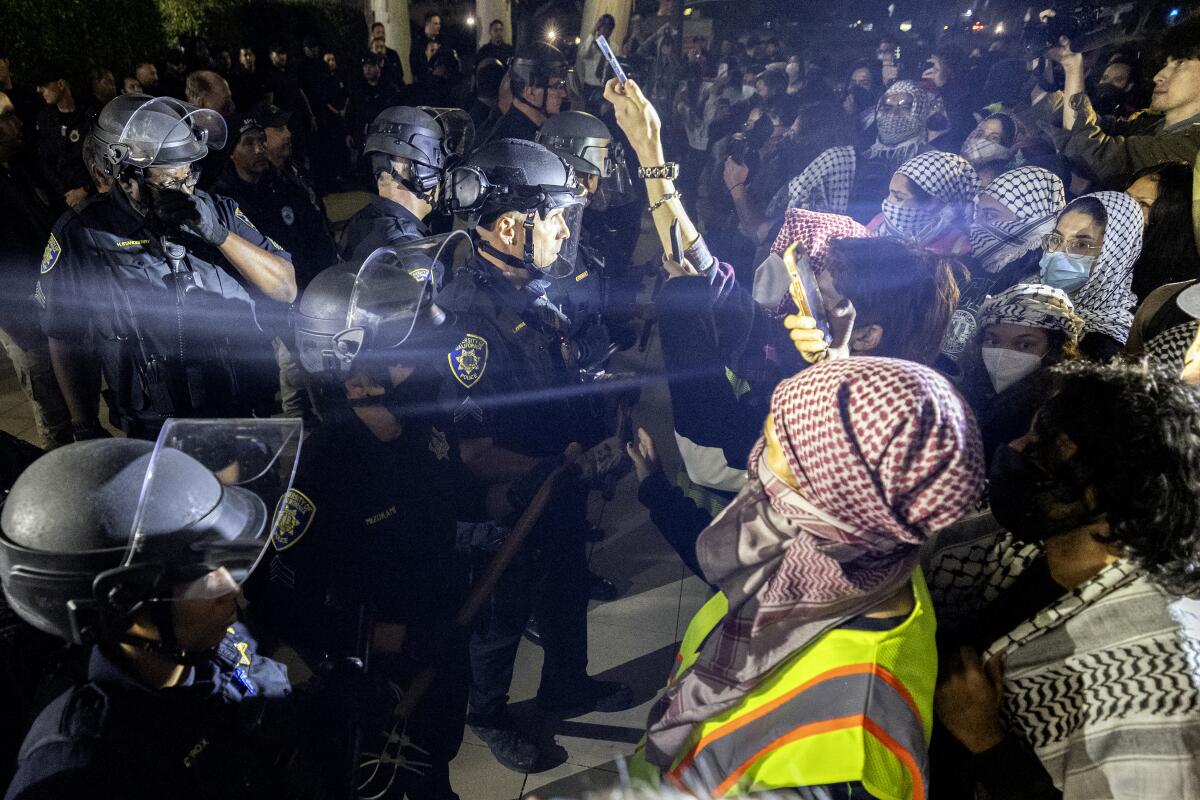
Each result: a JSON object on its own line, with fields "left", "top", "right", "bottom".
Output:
{"left": 866, "top": 80, "right": 945, "bottom": 164}
{"left": 970, "top": 167, "right": 1065, "bottom": 274}
{"left": 771, "top": 145, "right": 858, "bottom": 217}
{"left": 877, "top": 151, "right": 978, "bottom": 246}
{"left": 1057, "top": 191, "right": 1142, "bottom": 344}
{"left": 644, "top": 358, "right": 985, "bottom": 767}
{"left": 769, "top": 208, "right": 871, "bottom": 274}
{"left": 978, "top": 284, "right": 1083, "bottom": 342}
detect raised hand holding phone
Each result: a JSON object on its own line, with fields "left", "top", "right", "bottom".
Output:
{"left": 596, "top": 34, "right": 627, "bottom": 85}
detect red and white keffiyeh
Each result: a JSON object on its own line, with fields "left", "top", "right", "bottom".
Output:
{"left": 769, "top": 208, "right": 872, "bottom": 275}
{"left": 645, "top": 357, "right": 985, "bottom": 767}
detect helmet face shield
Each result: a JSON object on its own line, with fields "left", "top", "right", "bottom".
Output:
{"left": 122, "top": 418, "right": 303, "bottom": 600}
{"left": 116, "top": 96, "right": 226, "bottom": 168}
{"left": 549, "top": 202, "right": 587, "bottom": 278}
{"left": 418, "top": 107, "right": 476, "bottom": 164}
{"left": 590, "top": 143, "right": 635, "bottom": 211}
{"left": 443, "top": 164, "right": 586, "bottom": 219}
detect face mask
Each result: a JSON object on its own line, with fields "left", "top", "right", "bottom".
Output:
{"left": 961, "top": 134, "right": 1013, "bottom": 165}
{"left": 1091, "top": 83, "right": 1125, "bottom": 116}
{"left": 881, "top": 199, "right": 943, "bottom": 243}
{"left": 876, "top": 106, "right": 921, "bottom": 146}
{"left": 987, "top": 443, "right": 1097, "bottom": 544}
{"left": 981, "top": 346, "right": 1043, "bottom": 393}
{"left": 970, "top": 217, "right": 1039, "bottom": 272}
{"left": 1039, "top": 250, "right": 1094, "bottom": 293}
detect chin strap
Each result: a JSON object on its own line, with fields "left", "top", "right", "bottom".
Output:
{"left": 477, "top": 225, "right": 542, "bottom": 276}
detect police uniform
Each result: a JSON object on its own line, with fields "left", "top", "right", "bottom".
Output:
{"left": 35, "top": 190, "right": 291, "bottom": 438}
{"left": 437, "top": 256, "right": 598, "bottom": 718}
{"left": 262, "top": 377, "right": 480, "bottom": 799}
{"left": 481, "top": 106, "right": 540, "bottom": 146}
{"left": 213, "top": 165, "right": 337, "bottom": 290}
{"left": 4, "top": 623, "right": 294, "bottom": 800}
{"left": 34, "top": 102, "right": 92, "bottom": 203}
{"left": 338, "top": 194, "right": 431, "bottom": 265}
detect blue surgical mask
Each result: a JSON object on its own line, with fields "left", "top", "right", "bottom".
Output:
{"left": 1038, "top": 250, "right": 1093, "bottom": 293}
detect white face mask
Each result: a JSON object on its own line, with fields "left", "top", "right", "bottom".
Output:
{"left": 981, "top": 346, "right": 1043, "bottom": 393}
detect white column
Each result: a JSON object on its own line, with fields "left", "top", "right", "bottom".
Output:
{"left": 580, "top": 0, "right": 633, "bottom": 54}
{"left": 366, "top": 0, "right": 413, "bottom": 83}
{"left": 475, "top": 0, "right": 513, "bottom": 50}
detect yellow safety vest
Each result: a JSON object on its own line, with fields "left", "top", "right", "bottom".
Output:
{"left": 631, "top": 569, "right": 937, "bottom": 800}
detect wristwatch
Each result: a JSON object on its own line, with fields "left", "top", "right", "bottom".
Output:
{"left": 637, "top": 163, "right": 679, "bottom": 180}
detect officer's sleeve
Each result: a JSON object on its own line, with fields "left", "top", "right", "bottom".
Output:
{"left": 438, "top": 320, "right": 502, "bottom": 442}
{"left": 3, "top": 743, "right": 105, "bottom": 800}
{"left": 36, "top": 216, "right": 95, "bottom": 342}
{"left": 211, "top": 193, "right": 294, "bottom": 262}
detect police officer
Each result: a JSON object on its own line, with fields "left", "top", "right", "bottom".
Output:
{"left": 213, "top": 111, "right": 337, "bottom": 289}
{"left": 30, "top": 67, "right": 92, "bottom": 211}
{"left": 481, "top": 42, "right": 570, "bottom": 144}
{"left": 265, "top": 244, "right": 481, "bottom": 799}
{"left": 0, "top": 424, "right": 306, "bottom": 800}
{"left": 535, "top": 110, "right": 634, "bottom": 366}
{"left": 339, "top": 106, "right": 472, "bottom": 279}
{"left": 438, "top": 138, "right": 632, "bottom": 772}
{"left": 38, "top": 94, "right": 297, "bottom": 441}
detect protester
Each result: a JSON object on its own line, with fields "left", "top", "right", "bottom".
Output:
{"left": 631, "top": 357, "right": 985, "bottom": 797}
{"left": 941, "top": 166, "right": 1066, "bottom": 361}
{"left": 1036, "top": 192, "right": 1142, "bottom": 359}
{"left": 928, "top": 360, "right": 1200, "bottom": 799}
{"left": 958, "top": 283, "right": 1083, "bottom": 461}
{"left": 868, "top": 150, "right": 978, "bottom": 258}
{"left": 960, "top": 112, "right": 1020, "bottom": 187}
{"left": 1124, "top": 161, "right": 1199, "bottom": 301}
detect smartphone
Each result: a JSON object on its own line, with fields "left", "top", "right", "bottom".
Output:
{"left": 596, "top": 34, "right": 627, "bottom": 85}
{"left": 782, "top": 242, "right": 831, "bottom": 363}
{"left": 669, "top": 219, "right": 684, "bottom": 265}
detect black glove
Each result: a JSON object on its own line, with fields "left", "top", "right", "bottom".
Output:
{"left": 72, "top": 418, "right": 111, "bottom": 441}
{"left": 153, "top": 188, "right": 229, "bottom": 247}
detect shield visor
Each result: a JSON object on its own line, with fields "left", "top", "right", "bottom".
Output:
{"left": 548, "top": 202, "right": 586, "bottom": 279}
{"left": 589, "top": 143, "right": 635, "bottom": 211}
{"left": 348, "top": 231, "right": 472, "bottom": 349}
{"left": 123, "top": 418, "right": 302, "bottom": 600}
{"left": 418, "top": 107, "right": 476, "bottom": 164}
{"left": 118, "top": 96, "right": 227, "bottom": 168}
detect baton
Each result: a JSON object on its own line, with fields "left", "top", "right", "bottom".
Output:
{"left": 390, "top": 462, "right": 571, "bottom": 720}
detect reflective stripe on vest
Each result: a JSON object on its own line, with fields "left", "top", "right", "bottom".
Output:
{"left": 667, "top": 663, "right": 927, "bottom": 798}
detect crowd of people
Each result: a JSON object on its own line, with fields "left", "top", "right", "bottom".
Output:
{"left": 2, "top": 6, "right": 1200, "bottom": 800}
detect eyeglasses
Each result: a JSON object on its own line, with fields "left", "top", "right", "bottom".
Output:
{"left": 1041, "top": 233, "right": 1101, "bottom": 257}
{"left": 146, "top": 165, "right": 201, "bottom": 192}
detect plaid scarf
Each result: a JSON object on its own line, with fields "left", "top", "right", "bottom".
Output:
{"left": 877, "top": 151, "right": 978, "bottom": 246}
{"left": 978, "top": 283, "right": 1083, "bottom": 341}
{"left": 644, "top": 358, "right": 985, "bottom": 768}
{"left": 866, "top": 80, "right": 945, "bottom": 164}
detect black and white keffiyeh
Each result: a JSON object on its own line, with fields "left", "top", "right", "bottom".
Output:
{"left": 1060, "top": 191, "right": 1142, "bottom": 345}
{"left": 866, "top": 80, "right": 944, "bottom": 164}
{"left": 770, "top": 145, "right": 858, "bottom": 217}
{"left": 924, "top": 513, "right": 1200, "bottom": 799}
{"left": 970, "top": 167, "right": 1065, "bottom": 274}
{"left": 978, "top": 283, "right": 1083, "bottom": 342}
{"left": 1146, "top": 321, "right": 1199, "bottom": 372}
{"left": 877, "top": 151, "right": 978, "bottom": 244}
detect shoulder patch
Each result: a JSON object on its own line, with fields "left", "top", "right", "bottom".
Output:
{"left": 449, "top": 334, "right": 488, "bottom": 389}
{"left": 408, "top": 267, "right": 432, "bottom": 284}
{"left": 234, "top": 206, "right": 259, "bottom": 231}
{"left": 40, "top": 233, "right": 61, "bottom": 274}
{"left": 271, "top": 489, "right": 316, "bottom": 551}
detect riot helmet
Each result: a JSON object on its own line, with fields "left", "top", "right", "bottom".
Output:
{"left": 92, "top": 93, "right": 226, "bottom": 180}
{"left": 0, "top": 419, "right": 301, "bottom": 657}
{"left": 443, "top": 138, "right": 584, "bottom": 274}
{"left": 363, "top": 106, "right": 474, "bottom": 198}
{"left": 293, "top": 234, "right": 468, "bottom": 380}
{"left": 536, "top": 110, "right": 634, "bottom": 212}
{"left": 508, "top": 42, "right": 572, "bottom": 116}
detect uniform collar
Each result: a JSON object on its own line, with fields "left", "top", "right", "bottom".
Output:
{"left": 87, "top": 645, "right": 200, "bottom": 694}
{"left": 470, "top": 256, "right": 539, "bottom": 311}
{"left": 371, "top": 194, "right": 430, "bottom": 236}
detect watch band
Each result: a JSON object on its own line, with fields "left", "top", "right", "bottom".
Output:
{"left": 637, "top": 163, "right": 680, "bottom": 180}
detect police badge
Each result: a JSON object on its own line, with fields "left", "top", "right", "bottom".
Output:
{"left": 449, "top": 334, "right": 488, "bottom": 389}
{"left": 40, "top": 233, "right": 61, "bottom": 274}
{"left": 271, "top": 489, "right": 316, "bottom": 551}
